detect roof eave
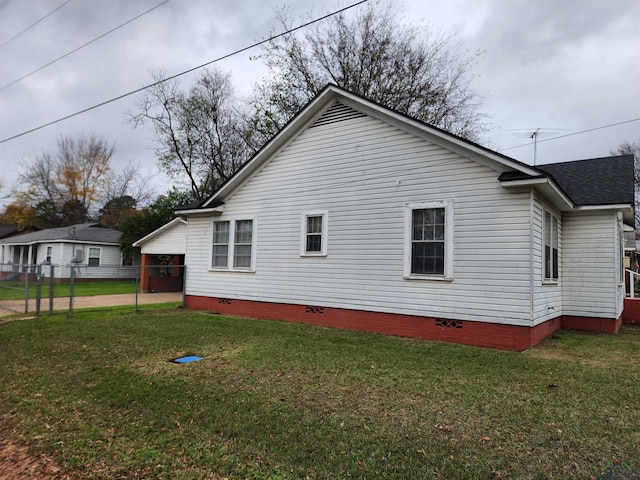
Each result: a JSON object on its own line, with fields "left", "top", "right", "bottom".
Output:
{"left": 176, "top": 206, "right": 225, "bottom": 216}
{"left": 500, "top": 177, "right": 574, "bottom": 211}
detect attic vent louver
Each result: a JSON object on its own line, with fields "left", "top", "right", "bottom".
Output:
{"left": 310, "top": 102, "right": 366, "bottom": 128}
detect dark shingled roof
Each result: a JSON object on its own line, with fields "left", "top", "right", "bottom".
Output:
{"left": 0, "top": 225, "right": 19, "bottom": 239}
{"left": 0, "top": 223, "right": 121, "bottom": 245}
{"left": 536, "top": 154, "right": 634, "bottom": 206}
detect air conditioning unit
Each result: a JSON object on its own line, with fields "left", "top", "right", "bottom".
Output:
{"left": 72, "top": 250, "right": 84, "bottom": 263}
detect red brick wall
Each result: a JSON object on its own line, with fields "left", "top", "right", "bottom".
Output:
{"left": 560, "top": 315, "right": 621, "bottom": 334}
{"left": 186, "top": 295, "right": 570, "bottom": 351}
{"left": 622, "top": 298, "right": 640, "bottom": 324}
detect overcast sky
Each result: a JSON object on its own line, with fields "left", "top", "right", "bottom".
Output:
{"left": 1, "top": 0, "right": 639, "bottom": 208}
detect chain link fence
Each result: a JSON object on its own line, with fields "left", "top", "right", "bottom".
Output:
{"left": 0, "top": 263, "right": 185, "bottom": 318}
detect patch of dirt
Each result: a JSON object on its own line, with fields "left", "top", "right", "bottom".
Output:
{"left": 0, "top": 441, "right": 69, "bottom": 479}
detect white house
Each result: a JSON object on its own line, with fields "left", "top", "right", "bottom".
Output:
{"left": 0, "top": 222, "right": 132, "bottom": 280}
{"left": 172, "top": 85, "right": 633, "bottom": 351}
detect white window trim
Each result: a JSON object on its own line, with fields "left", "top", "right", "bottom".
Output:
{"left": 542, "top": 209, "right": 559, "bottom": 284}
{"left": 403, "top": 200, "right": 454, "bottom": 281}
{"left": 88, "top": 247, "right": 101, "bottom": 267}
{"left": 300, "top": 209, "right": 329, "bottom": 257}
{"left": 209, "top": 215, "right": 257, "bottom": 273}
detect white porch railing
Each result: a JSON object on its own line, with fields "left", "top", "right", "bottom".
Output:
{"left": 626, "top": 269, "right": 640, "bottom": 298}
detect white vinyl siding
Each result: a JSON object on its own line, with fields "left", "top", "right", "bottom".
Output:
{"left": 185, "top": 111, "right": 534, "bottom": 326}
{"left": 561, "top": 210, "right": 620, "bottom": 319}
{"left": 532, "top": 199, "right": 562, "bottom": 325}
{"left": 138, "top": 220, "right": 187, "bottom": 255}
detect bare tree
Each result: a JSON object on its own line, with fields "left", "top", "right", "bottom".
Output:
{"left": 128, "top": 68, "right": 250, "bottom": 200}
{"left": 247, "top": 3, "right": 487, "bottom": 148}
{"left": 14, "top": 133, "right": 114, "bottom": 227}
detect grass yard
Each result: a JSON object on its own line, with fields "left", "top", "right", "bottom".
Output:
{"left": 0, "top": 309, "right": 638, "bottom": 479}
{"left": 0, "top": 280, "right": 137, "bottom": 301}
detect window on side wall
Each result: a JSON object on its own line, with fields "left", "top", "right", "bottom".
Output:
{"left": 46, "top": 246, "right": 52, "bottom": 263}
{"left": 88, "top": 247, "right": 100, "bottom": 267}
{"left": 211, "top": 217, "right": 256, "bottom": 271}
{"left": 301, "top": 210, "right": 328, "bottom": 256}
{"left": 404, "top": 201, "right": 453, "bottom": 280}
{"left": 543, "top": 210, "right": 559, "bottom": 281}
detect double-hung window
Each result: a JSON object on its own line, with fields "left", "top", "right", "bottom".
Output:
{"left": 301, "top": 210, "right": 328, "bottom": 256}
{"left": 543, "top": 210, "right": 559, "bottom": 281}
{"left": 211, "top": 217, "right": 256, "bottom": 271}
{"left": 88, "top": 247, "right": 100, "bottom": 267}
{"left": 404, "top": 201, "right": 453, "bottom": 280}
{"left": 45, "top": 246, "right": 52, "bottom": 263}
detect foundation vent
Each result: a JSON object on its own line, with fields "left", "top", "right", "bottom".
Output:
{"left": 306, "top": 306, "right": 325, "bottom": 315}
{"left": 310, "top": 102, "right": 366, "bottom": 128}
{"left": 218, "top": 298, "right": 232, "bottom": 305}
{"left": 436, "top": 318, "right": 463, "bottom": 329}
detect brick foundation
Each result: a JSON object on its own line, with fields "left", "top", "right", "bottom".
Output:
{"left": 560, "top": 315, "right": 622, "bottom": 334}
{"left": 185, "top": 295, "right": 572, "bottom": 351}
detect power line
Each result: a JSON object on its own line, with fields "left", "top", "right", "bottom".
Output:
{"left": 0, "top": 0, "right": 170, "bottom": 92}
{"left": 500, "top": 117, "right": 640, "bottom": 153}
{"left": 0, "top": 0, "right": 370, "bottom": 144}
{"left": 0, "top": 0, "right": 72, "bottom": 49}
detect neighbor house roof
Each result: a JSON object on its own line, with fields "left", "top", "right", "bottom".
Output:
{"left": 0, "top": 225, "right": 19, "bottom": 239}
{"left": 0, "top": 223, "right": 121, "bottom": 245}
{"left": 536, "top": 155, "right": 634, "bottom": 206}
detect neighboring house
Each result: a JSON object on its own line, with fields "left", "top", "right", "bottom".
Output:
{"left": 133, "top": 217, "right": 187, "bottom": 292}
{"left": 166, "top": 84, "right": 633, "bottom": 351}
{"left": 0, "top": 222, "right": 131, "bottom": 280}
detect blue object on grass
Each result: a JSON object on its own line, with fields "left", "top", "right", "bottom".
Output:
{"left": 171, "top": 355, "right": 203, "bottom": 363}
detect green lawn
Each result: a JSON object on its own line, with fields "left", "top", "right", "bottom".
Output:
{"left": 0, "top": 309, "right": 638, "bottom": 479}
{"left": 0, "top": 280, "right": 137, "bottom": 300}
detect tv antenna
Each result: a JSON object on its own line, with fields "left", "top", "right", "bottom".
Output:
{"left": 510, "top": 128, "right": 571, "bottom": 165}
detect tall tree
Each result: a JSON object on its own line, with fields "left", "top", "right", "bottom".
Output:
{"left": 12, "top": 133, "right": 114, "bottom": 228}
{"left": 128, "top": 68, "right": 250, "bottom": 200}
{"left": 118, "top": 188, "right": 198, "bottom": 263}
{"left": 248, "top": 3, "right": 486, "bottom": 148}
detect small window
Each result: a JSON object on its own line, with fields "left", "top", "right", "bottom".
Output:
{"left": 211, "top": 217, "right": 256, "bottom": 271}
{"left": 46, "top": 246, "right": 52, "bottom": 263}
{"left": 88, "top": 247, "right": 100, "bottom": 267}
{"left": 404, "top": 201, "right": 453, "bottom": 280}
{"left": 543, "top": 210, "right": 559, "bottom": 281}
{"left": 301, "top": 210, "right": 328, "bottom": 256}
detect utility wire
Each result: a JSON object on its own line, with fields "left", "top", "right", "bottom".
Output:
{"left": 500, "top": 117, "right": 640, "bottom": 153}
{"left": 0, "top": 0, "right": 370, "bottom": 144}
{"left": 0, "top": 0, "right": 72, "bottom": 49}
{"left": 0, "top": 0, "right": 170, "bottom": 92}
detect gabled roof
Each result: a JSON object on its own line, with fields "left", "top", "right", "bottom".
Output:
{"left": 184, "top": 84, "right": 633, "bottom": 220}
{"left": 537, "top": 155, "right": 634, "bottom": 206}
{"left": 193, "top": 84, "right": 543, "bottom": 210}
{"left": 133, "top": 217, "right": 186, "bottom": 247}
{"left": 0, "top": 223, "right": 121, "bottom": 246}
